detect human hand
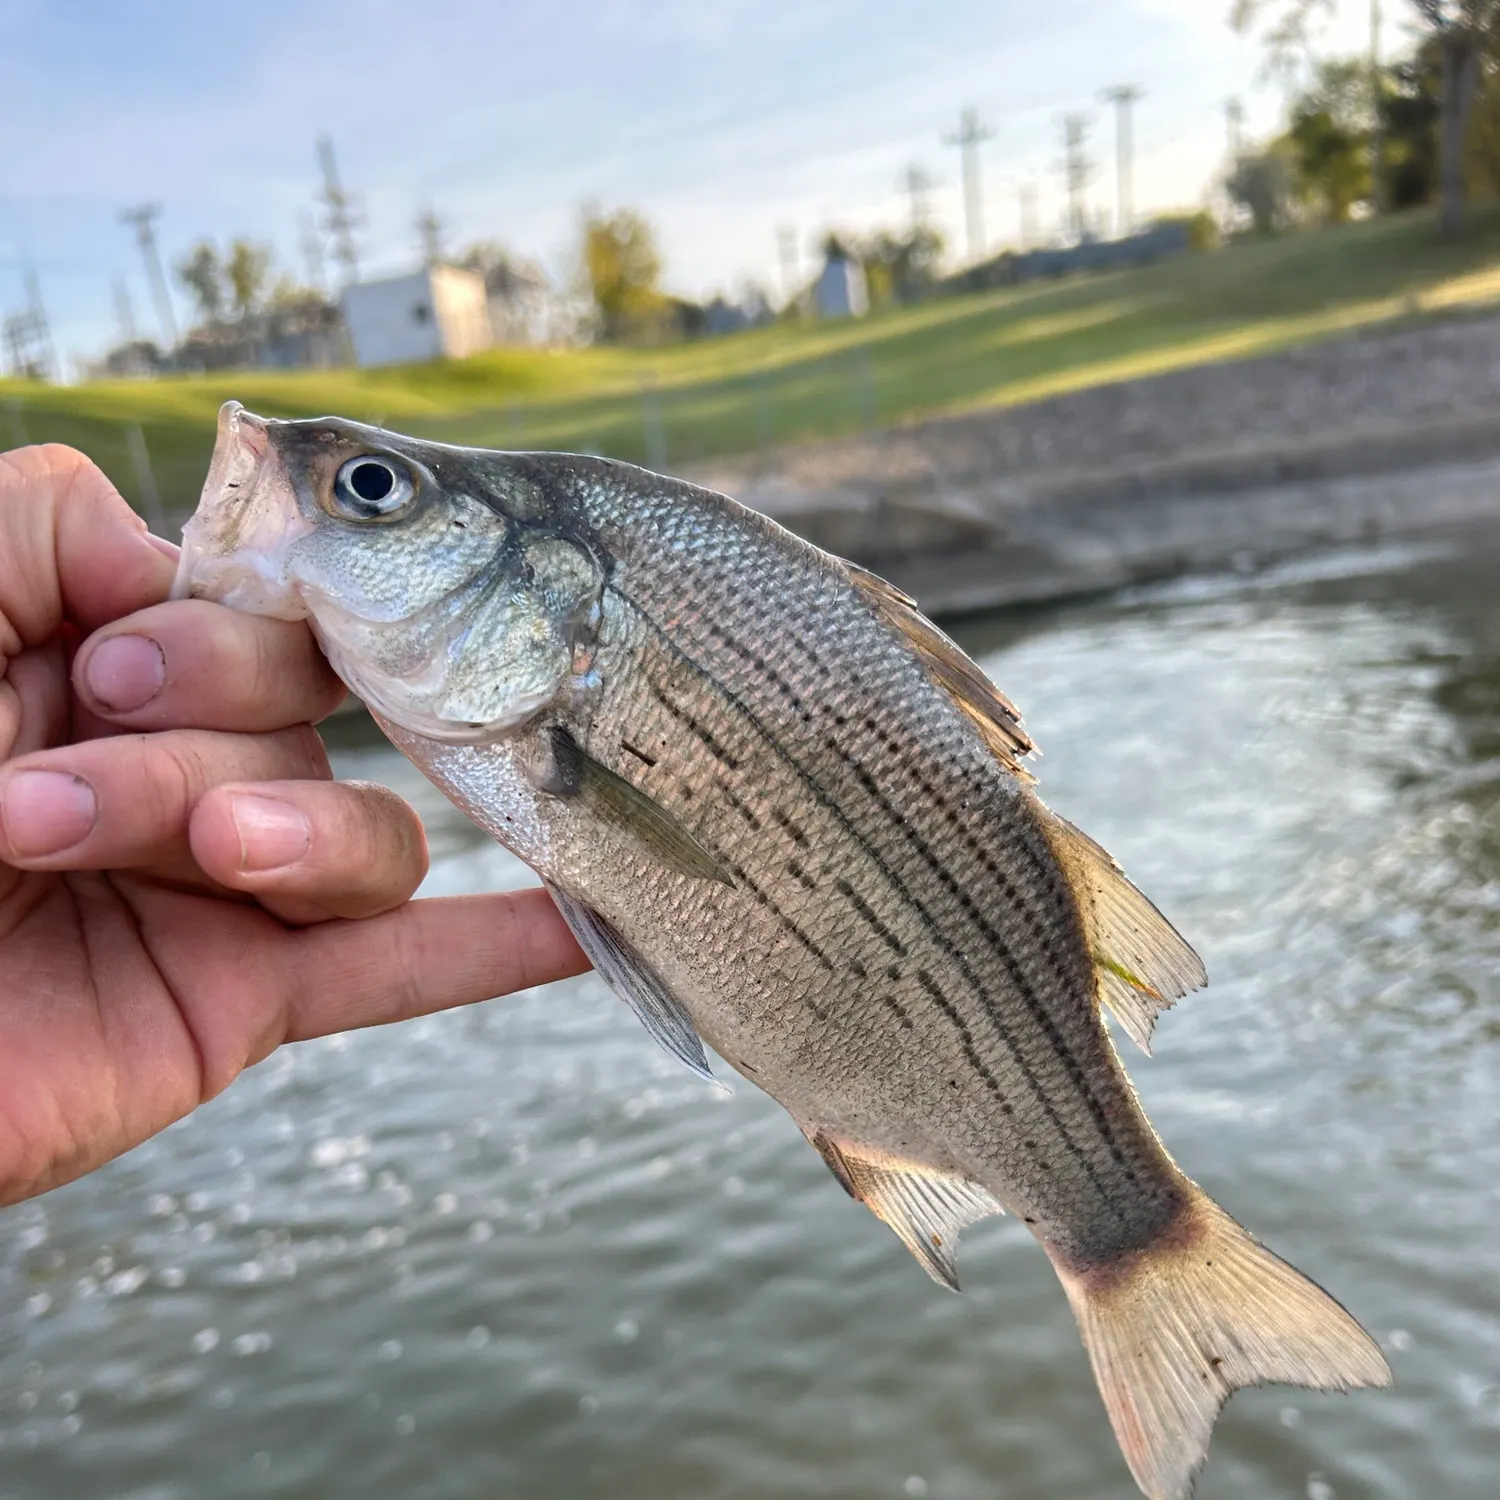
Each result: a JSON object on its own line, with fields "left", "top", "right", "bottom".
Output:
{"left": 0, "top": 445, "right": 588, "bottom": 1205}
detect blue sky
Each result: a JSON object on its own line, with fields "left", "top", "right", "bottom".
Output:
{"left": 1, "top": 0, "right": 1408, "bottom": 372}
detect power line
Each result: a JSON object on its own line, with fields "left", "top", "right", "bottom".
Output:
{"left": 1060, "top": 113, "right": 1094, "bottom": 244}
{"left": 316, "top": 136, "right": 363, "bottom": 287}
{"left": 1101, "top": 85, "right": 1143, "bottom": 238}
{"left": 943, "top": 106, "right": 995, "bottom": 263}
{"left": 119, "top": 204, "right": 178, "bottom": 347}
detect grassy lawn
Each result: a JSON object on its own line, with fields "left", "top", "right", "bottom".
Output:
{"left": 8, "top": 206, "right": 1500, "bottom": 518}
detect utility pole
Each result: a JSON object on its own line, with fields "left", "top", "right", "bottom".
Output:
{"left": 1060, "top": 113, "right": 1094, "bottom": 244}
{"left": 1369, "top": 0, "right": 1384, "bottom": 213}
{"left": 943, "top": 106, "right": 995, "bottom": 263}
{"left": 902, "top": 163, "right": 934, "bottom": 235}
{"left": 776, "top": 225, "right": 799, "bottom": 309}
{"left": 1101, "top": 85, "right": 1143, "bottom": 238}
{"left": 316, "top": 136, "right": 362, "bottom": 287}
{"left": 119, "top": 204, "right": 178, "bottom": 348}
{"left": 1225, "top": 97, "right": 1246, "bottom": 161}
{"left": 1016, "top": 180, "right": 1039, "bottom": 250}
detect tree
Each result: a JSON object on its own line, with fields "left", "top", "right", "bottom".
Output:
{"left": 1287, "top": 59, "right": 1373, "bottom": 220}
{"left": 579, "top": 206, "right": 665, "bottom": 342}
{"left": 225, "top": 239, "right": 272, "bottom": 320}
{"left": 1230, "top": 0, "right": 1333, "bottom": 71}
{"left": 858, "top": 226, "right": 945, "bottom": 306}
{"left": 1415, "top": 1, "right": 1500, "bottom": 234}
{"left": 176, "top": 241, "right": 225, "bottom": 324}
{"left": 1226, "top": 145, "right": 1298, "bottom": 234}
{"left": 1233, "top": 1, "right": 1499, "bottom": 235}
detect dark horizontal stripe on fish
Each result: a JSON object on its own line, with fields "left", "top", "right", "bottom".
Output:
{"left": 834, "top": 878, "right": 908, "bottom": 958}
{"left": 718, "top": 779, "right": 763, "bottom": 831}
{"left": 648, "top": 677, "right": 743, "bottom": 770}
{"left": 819, "top": 728, "right": 1138, "bottom": 1186}
{"left": 720, "top": 853, "right": 837, "bottom": 977}
{"left": 914, "top": 968, "right": 1023, "bottom": 1120}
{"left": 611, "top": 587, "right": 1116, "bottom": 1198}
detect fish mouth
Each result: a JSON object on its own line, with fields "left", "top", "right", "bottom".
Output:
{"left": 171, "top": 401, "right": 315, "bottom": 620}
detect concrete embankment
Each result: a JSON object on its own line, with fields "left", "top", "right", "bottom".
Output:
{"left": 687, "top": 314, "right": 1500, "bottom": 615}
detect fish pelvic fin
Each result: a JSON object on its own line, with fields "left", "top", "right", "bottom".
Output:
{"left": 1053, "top": 1189, "right": 1391, "bottom": 1500}
{"left": 807, "top": 1132, "right": 1003, "bottom": 1291}
{"left": 1036, "top": 804, "right": 1207, "bottom": 1054}
{"left": 545, "top": 883, "right": 721, "bottom": 1087}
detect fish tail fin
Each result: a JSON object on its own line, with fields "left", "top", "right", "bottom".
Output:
{"left": 1053, "top": 1189, "right": 1391, "bottom": 1500}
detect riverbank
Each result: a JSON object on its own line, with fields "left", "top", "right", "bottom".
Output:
{"left": 689, "top": 313, "right": 1500, "bottom": 615}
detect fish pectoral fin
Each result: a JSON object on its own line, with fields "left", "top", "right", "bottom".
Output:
{"left": 844, "top": 561, "right": 1036, "bottom": 781}
{"left": 545, "top": 884, "right": 722, "bottom": 1087}
{"left": 533, "top": 725, "right": 731, "bottom": 885}
{"left": 1037, "top": 805, "right": 1207, "bottom": 1054}
{"left": 805, "top": 1130, "right": 1003, "bottom": 1291}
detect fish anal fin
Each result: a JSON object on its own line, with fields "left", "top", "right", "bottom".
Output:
{"left": 807, "top": 1131, "right": 1004, "bottom": 1291}
{"left": 1037, "top": 805, "right": 1207, "bottom": 1053}
{"left": 545, "top": 884, "right": 722, "bottom": 1087}
{"left": 844, "top": 561, "right": 1036, "bottom": 782}
{"left": 1052, "top": 1189, "right": 1391, "bottom": 1500}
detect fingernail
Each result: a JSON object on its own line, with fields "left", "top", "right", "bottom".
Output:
{"left": 0, "top": 771, "right": 98, "bottom": 858}
{"left": 86, "top": 635, "right": 166, "bottom": 713}
{"left": 229, "top": 794, "right": 310, "bottom": 872}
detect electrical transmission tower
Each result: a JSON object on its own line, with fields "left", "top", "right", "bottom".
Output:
{"left": 776, "top": 225, "right": 799, "bottom": 309}
{"left": 2, "top": 265, "right": 56, "bottom": 382}
{"left": 416, "top": 206, "right": 444, "bottom": 267}
{"left": 902, "top": 163, "right": 935, "bottom": 235}
{"left": 317, "top": 136, "right": 363, "bottom": 287}
{"left": 1101, "top": 85, "right": 1143, "bottom": 238}
{"left": 299, "top": 210, "right": 328, "bottom": 294}
{"left": 1060, "top": 113, "right": 1094, "bottom": 244}
{"left": 1225, "top": 97, "right": 1246, "bottom": 160}
{"left": 943, "top": 107, "right": 994, "bottom": 263}
{"left": 1016, "top": 180, "right": 1039, "bottom": 250}
{"left": 119, "top": 204, "right": 178, "bottom": 348}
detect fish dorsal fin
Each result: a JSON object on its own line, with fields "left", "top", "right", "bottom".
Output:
{"left": 805, "top": 1130, "right": 1003, "bottom": 1291}
{"left": 844, "top": 562, "right": 1036, "bottom": 781}
{"left": 546, "top": 884, "right": 722, "bottom": 1087}
{"left": 533, "top": 726, "right": 730, "bottom": 884}
{"left": 1036, "top": 805, "right": 1207, "bottom": 1054}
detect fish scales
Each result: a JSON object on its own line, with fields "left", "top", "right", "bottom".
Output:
{"left": 174, "top": 406, "right": 1391, "bottom": 1500}
{"left": 589, "top": 528, "right": 1184, "bottom": 1252}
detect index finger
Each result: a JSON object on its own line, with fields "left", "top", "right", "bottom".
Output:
{"left": 0, "top": 446, "right": 175, "bottom": 650}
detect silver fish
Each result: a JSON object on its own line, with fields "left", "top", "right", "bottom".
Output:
{"left": 174, "top": 402, "right": 1390, "bottom": 1500}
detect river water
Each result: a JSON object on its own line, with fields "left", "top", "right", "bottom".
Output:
{"left": 2, "top": 529, "right": 1498, "bottom": 1500}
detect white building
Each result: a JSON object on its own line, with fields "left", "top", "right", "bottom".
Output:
{"left": 339, "top": 265, "right": 492, "bottom": 367}
{"left": 814, "top": 249, "right": 868, "bottom": 319}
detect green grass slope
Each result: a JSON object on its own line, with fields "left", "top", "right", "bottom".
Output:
{"left": 8, "top": 207, "right": 1500, "bottom": 517}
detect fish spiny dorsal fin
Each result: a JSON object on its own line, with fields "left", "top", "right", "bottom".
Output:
{"left": 843, "top": 561, "right": 1036, "bottom": 782}
{"left": 804, "top": 1129, "right": 1004, "bottom": 1291}
{"left": 1035, "top": 804, "right": 1207, "bottom": 1054}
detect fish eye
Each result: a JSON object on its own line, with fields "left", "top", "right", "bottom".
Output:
{"left": 330, "top": 455, "right": 415, "bottom": 521}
